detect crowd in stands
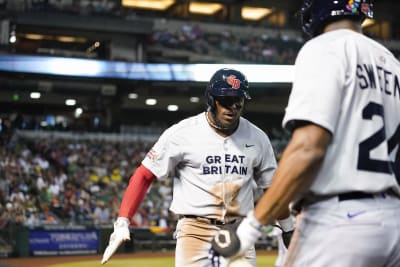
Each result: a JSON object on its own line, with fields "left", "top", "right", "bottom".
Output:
{"left": 0, "top": 130, "right": 178, "bottom": 246}
{"left": 2, "top": 0, "right": 304, "bottom": 64}
{"left": 0, "top": 122, "right": 290, "bottom": 245}
{"left": 1, "top": 0, "right": 120, "bottom": 15}
{"left": 149, "top": 24, "right": 302, "bottom": 64}
{"left": 4, "top": 0, "right": 399, "bottom": 64}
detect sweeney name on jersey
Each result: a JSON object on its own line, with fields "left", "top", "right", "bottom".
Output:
{"left": 356, "top": 63, "right": 400, "bottom": 99}
{"left": 203, "top": 154, "right": 247, "bottom": 175}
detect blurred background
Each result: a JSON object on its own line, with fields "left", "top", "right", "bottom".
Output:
{"left": 0, "top": 0, "right": 399, "bottom": 259}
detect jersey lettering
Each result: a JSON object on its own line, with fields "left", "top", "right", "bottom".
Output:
{"left": 203, "top": 154, "right": 248, "bottom": 175}
{"left": 205, "top": 154, "right": 245, "bottom": 164}
{"left": 356, "top": 63, "right": 400, "bottom": 100}
{"left": 203, "top": 165, "right": 248, "bottom": 175}
{"left": 357, "top": 102, "right": 400, "bottom": 184}
{"left": 206, "top": 155, "right": 222, "bottom": 164}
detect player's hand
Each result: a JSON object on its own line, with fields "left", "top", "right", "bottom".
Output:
{"left": 101, "top": 217, "right": 131, "bottom": 265}
{"left": 276, "top": 214, "right": 295, "bottom": 249}
{"left": 211, "top": 211, "right": 262, "bottom": 259}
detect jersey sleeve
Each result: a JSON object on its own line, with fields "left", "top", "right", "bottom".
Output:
{"left": 282, "top": 39, "right": 346, "bottom": 134}
{"left": 142, "top": 125, "right": 183, "bottom": 179}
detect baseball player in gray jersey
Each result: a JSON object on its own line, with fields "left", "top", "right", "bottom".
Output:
{"left": 101, "top": 68, "right": 294, "bottom": 267}
{"left": 211, "top": 1, "right": 400, "bottom": 267}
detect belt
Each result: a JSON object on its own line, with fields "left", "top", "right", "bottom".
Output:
{"left": 293, "top": 189, "right": 399, "bottom": 213}
{"left": 180, "top": 215, "right": 237, "bottom": 226}
{"left": 338, "top": 188, "right": 399, "bottom": 201}
{"left": 337, "top": 191, "right": 374, "bottom": 201}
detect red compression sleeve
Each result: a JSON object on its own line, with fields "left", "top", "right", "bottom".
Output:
{"left": 118, "top": 164, "right": 156, "bottom": 219}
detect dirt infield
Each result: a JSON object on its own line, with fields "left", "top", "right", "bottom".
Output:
{"left": 0, "top": 250, "right": 277, "bottom": 267}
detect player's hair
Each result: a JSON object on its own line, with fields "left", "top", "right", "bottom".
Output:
{"left": 300, "top": 0, "right": 374, "bottom": 37}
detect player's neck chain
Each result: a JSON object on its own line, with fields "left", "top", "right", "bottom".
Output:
{"left": 205, "top": 111, "right": 228, "bottom": 131}
{"left": 205, "top": 112, "right": 240, "bottom": 136}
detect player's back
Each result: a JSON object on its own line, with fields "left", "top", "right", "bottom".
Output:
{"left": 349, "top": 31, "right": 400, "bottom": 188}
{"left": 326, "top": 30, "right": 398, "bottom": 194}
{"left": 289, "top": 29, "right": 400, "bottom": 195}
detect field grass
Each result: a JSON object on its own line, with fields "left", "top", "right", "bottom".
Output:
{"left": 47, "top": 254, "right": 278, "bottom": 267}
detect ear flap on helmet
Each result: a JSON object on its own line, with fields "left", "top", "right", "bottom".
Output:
{"left": 206, "top": 88, "right": 215, "bottom": 111}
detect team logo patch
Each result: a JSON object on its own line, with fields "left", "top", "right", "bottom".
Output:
{"left": 346, "top": 0, "right": 360, "bottom": 13}
{"left": 146, "top": 148, "right": 157, "bottom": 160}
{"left": 226, "top": 75, "right": 241, "bottom": 89}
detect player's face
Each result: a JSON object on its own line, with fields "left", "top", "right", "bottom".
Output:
{"left": 214, "top": 96, "right": 244, "bottom": 127}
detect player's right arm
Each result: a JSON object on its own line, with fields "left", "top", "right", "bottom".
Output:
{"left": 101, "top": 164, "right": 156, "bottom": 264}
{"left": 254, "top": 122, "right": 331, "bottom": 223}
{"left": 211, "top": 123, "right": 331, "bottom": 260}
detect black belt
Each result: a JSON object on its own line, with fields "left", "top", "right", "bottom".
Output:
{"left": 338, "top": 189, "right": 400, "bottom": 201}
{"left": 293, "top": 189, "right": 399, "bottom": 214}
{"left": 338, "top": 191, "right": 374, "bottom": 201}
{"left": 181, "top": 215, "right": 236, "bottom": 226}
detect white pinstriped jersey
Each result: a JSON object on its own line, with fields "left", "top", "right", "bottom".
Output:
{"left": 142, "top": 112, "right": 277, "bottom": 220}
{"left": 283, "top": 29, "right": 400, "bottom": 196}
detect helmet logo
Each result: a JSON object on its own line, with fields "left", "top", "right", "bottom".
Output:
{"left": 226, "top": 75, "right": 241, "bottom": 89}
{"left": 346, "top": 0, "right": 360, "bottom": 13}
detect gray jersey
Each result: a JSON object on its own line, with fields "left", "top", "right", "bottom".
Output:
{"left": 283, "top": 29, "right": 400, "bottom": 196}
{"left": 142, "top": 112, "right": 277, "bottom": 220}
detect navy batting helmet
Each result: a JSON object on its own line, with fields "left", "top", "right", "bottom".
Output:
{"left": 206, "top": 68, "right": 251, "bottom": 110}
{"left": 300, "top": 0, "right": 373, "bottom": 37}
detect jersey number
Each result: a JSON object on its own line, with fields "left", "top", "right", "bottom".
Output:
{"left": 357, "top": 102, "right": 400, "bottom": 183}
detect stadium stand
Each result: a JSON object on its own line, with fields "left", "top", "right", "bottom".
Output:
{"left": 0, "top": 0, "right": 399, "bottom": 258}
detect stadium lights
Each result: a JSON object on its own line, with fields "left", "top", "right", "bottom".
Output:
{"left": 189, "top": 2, "right": 223, "bottom": 15}
{"left": 65, "top": 99, "right": 76, "bottom": 106}
{"left": 146, "top": 98, "right": 157, "bottom": 105}
{"left": 30, "top": 92, "right": 41, "bottom": 99}
{"left": 21, "top": 33, "right": 87, "bottom": 43}
{"left": 122, "top": 0, "right": 175, "bottom": 10}
{"left": 24, "top": 34, "right": 44, "bottom": 40}
{"left": 167, "top": 104, "right": 179, "bottom": 111}
{"left": 74, "top": 107, "right": 83, "bottom": 118}
{"left": 57, "top": 36, "right": 79, "bottom": 43}
{"left": 128, "top": 93, "right": 138, "bottom": 99}
{"left": 9, "top": 31, "right": 16, "bottom": 43}
{"left": 241, "top": 7, "right": 273, "bottom": 20}
{"left": 362, "top": 18, "right": 375, "bottom": 28}
{"left": 190, "top": 97, "right": 200, "bottom": 103}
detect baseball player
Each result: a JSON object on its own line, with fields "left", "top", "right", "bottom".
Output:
{"left": 100, "top": 68, "right": 294, "bottom": 267}
{"left": 211, "top": 1, "right": 400, "bottom": 267}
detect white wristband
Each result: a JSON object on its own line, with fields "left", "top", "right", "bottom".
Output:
{"left": 277, "top": 215, "right": 295, "bottom": 232}
{"left": 246, "top": 210, "right": 265, "bottom": 232}
{"left": 236, "top": 211, "right": 263, "bottom": 255}
{"left": 115, "top": 217, "right": 130, "bottom": 228}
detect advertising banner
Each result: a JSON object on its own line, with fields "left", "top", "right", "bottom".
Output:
{"left": 29, "top": 229, "right": 99, "bottom": 256}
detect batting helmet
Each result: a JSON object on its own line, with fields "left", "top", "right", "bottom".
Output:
{"left": 206, "top": 68, "right": 251, "bottom": 110}
{"left": 300, "top": 0, "right": 374, "bottom": 37}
